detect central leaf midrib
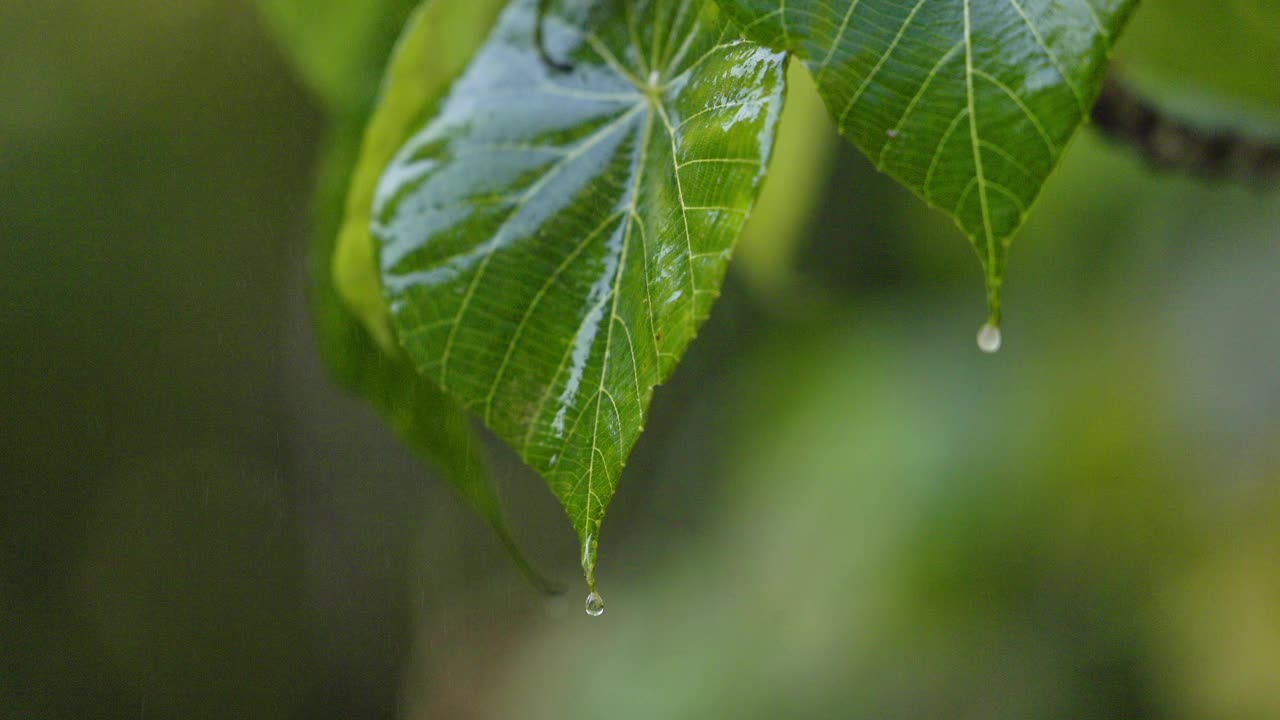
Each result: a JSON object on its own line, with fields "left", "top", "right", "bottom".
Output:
{"left": 962, "top": 0, "right": 996, "bottom": 309}
{"left": 517, "top": 97, "right": 666, "bottom": 466}
{"left": 547, "top": 21, "right": 711, "bottom": 576}
{"left": 565, "top": 99, "right": 663, "bottom": 529}
{"left": 514, "top": 99, "right": 648, "bottom": 457}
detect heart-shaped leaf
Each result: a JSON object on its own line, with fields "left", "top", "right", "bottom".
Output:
{"left": 720, "top": 0, "right": 1137, "bottom": 325}
{"left": 372, "top": 0, "right": 787, "bottom": 591}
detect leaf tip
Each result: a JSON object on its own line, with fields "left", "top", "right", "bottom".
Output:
{"left": 979, "top": 270, "right": 1003, "bottom": 354}
{"left": 580, "top": 530, "right": 598, "bottom": 592}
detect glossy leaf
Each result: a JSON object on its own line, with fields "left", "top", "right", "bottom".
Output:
{"left": 720, "top": 0, "right": 1137, "bottom": 324}
{"left": 309, "top": 3, "right": 555, "bottom": 591}
{"left": 373, "top": 0, "right": 787, "bottom": 589}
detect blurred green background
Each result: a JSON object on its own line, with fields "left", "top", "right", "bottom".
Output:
{"left": 3, "top": 2, "right": 1278, "bottom": 719}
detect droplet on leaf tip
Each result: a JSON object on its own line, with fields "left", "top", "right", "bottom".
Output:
{"left": 977, "top": 323, "right": 1002, "bottom": 354}
{"left": 585, "top": 591, "right": 605, "bottom": 617}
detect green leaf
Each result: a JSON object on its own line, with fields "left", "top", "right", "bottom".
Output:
{"left": 372, "top": 0, "right": 787, "bottom": 590}
{"left": 309, "top": 3, "right": 556, "bottom": 592}
{"left": 255, "top": 0, "right": 419, "bottom": 111}
{"left": 333, "top": 0, "right": 509, "bottom": 352}
{"left": 719, "top": 0, "right": 1137, "bottom": 325}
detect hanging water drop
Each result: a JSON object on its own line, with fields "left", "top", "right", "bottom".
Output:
{"left": 584, "top": 590, "right": 605, "bottom": 617}
{"left": 976, "top": 323, "right": 1002, "bottom": 354}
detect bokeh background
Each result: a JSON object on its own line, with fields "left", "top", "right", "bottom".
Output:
{"left": 3, "top": 1, "right": 1278, "bottom": 718}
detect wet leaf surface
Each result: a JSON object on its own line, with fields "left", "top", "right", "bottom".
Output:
{"left": 373, "top": 0, "right": 786, "bottom": 588}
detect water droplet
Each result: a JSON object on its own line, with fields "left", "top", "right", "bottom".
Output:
{"left": 976, "top": 323, "right": 1002, "bottom": 354}
{"left": 584, "top": 591, "right": 605, "bottom": 617}
{"left": 647, "top": 70, "right": 659, "bottom": 88}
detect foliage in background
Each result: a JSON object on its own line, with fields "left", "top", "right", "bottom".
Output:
{"left": 1113, "top": 0, "right": 1280, "bottom": 126}
{"left": 733, "top": 63, "right": 837, "bottom": 297}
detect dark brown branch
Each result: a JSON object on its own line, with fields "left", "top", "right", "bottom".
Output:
{"left": 1091, "top": 72, "right": 1280, "bottom": 188}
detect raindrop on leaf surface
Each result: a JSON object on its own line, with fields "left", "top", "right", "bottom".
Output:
{"left": 977, "top": 323, "right": 1002, "bottom": 354}
{"left": 585, "top": 591, "right": 605, "bottom": 617}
